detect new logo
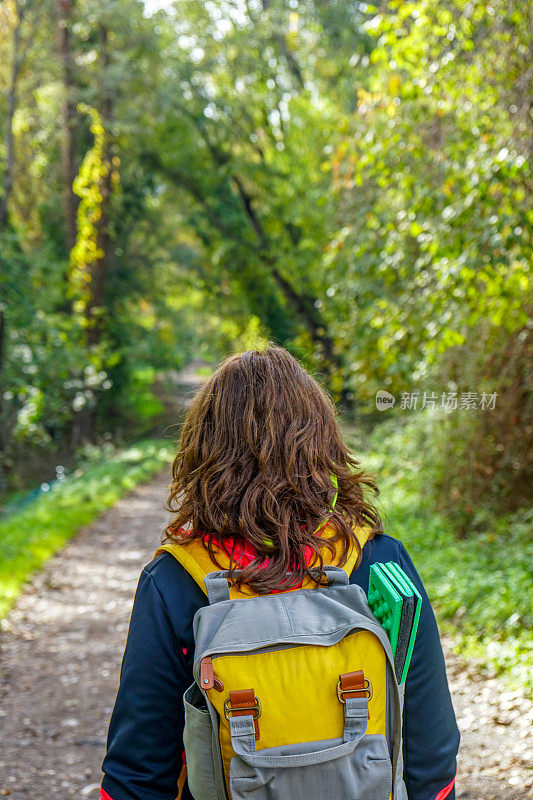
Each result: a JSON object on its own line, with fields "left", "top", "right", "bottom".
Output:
{"left": 376, "top": 390, "right": 395, "bottom": 411}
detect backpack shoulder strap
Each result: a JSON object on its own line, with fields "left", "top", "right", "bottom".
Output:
{"left": 155, "top": 524, "right": 373, "bottom": 598}
{"left": 154, "top": 539, "right": 261, "bottom": 599}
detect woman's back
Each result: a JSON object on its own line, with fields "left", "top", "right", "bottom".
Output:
{"left": 100, "top": 347, "right": 459, "bottom": 800}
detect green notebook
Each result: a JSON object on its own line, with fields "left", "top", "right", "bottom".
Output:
{"left": 368, "top": 562, "right": 422, "bottom": 684}
{"left": 368, "top": 563, "right": 404, "bottom": 656}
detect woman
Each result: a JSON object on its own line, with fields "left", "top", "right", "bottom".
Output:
{"left": 100, "top": 346, "right": 460, "bottom": 800}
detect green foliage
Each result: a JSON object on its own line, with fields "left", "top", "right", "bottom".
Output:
{"left": 0, "top": 0, "right": 531, "bottom": 536}
{"left": 120, "top": 367, "right": 164, "bottom": 426}
{"left": 347, "top": 417, "right": 533, "bottom": 689}
{"left": 0, "top": 437, "right": 173, "bottom": 619}
{"left": 69, "top": 103, "right": 116, "bottom": 305}
{"left": 430, "top": 321, "right": 532, "bottom": 523}
{"left": 326, "top": 0, "right": 531, "bottom": 400}
{"left": 0, "top": 229, "right": 101, "bottom": 469}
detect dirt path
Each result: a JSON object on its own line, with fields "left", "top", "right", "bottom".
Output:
{"left": 0, "top": 474, "right": 531, "bottom": 799}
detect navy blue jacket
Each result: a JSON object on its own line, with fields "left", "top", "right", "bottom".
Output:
{"left": 101, "top": 533, "right": 460, "bottom": 800}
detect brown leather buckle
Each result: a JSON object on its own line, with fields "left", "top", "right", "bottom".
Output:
{"left": 224, "top": 689, "right": 262, "bottom": 740}
{"left": 337, "top": 670, "right": 373, "bottom": 703}
{"left": 336, "top": 678, "right": 372, "bottom": 702}
{"left": 223, "top": 697, "right": 262, "bottom": 720}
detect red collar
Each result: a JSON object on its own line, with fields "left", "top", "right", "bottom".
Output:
{"left": 200, "top": 533, "right": 317, "bottom": 592}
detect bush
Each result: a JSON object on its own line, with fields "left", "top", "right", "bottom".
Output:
{"left": 347, "top": 417, "right": 533, "bottom": 689}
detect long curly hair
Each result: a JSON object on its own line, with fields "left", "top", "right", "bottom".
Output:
{"left": 164, "top": 346, "right": 382, "bottom": 593}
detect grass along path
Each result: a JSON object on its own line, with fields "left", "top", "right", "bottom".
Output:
{"left": 0, "top": 438, "right": 175, "bottom": 619}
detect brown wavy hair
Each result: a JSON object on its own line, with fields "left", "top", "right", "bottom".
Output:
{"left": 164, "top": 346, "right": 382, "bottom": 593}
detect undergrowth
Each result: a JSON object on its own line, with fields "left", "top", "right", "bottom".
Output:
{"left": 347, "top": 416, "right": 532, "bottom": 689}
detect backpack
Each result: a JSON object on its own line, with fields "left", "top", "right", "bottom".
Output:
{"left": 157, "top": 528, "right": 408, "bottom": 800}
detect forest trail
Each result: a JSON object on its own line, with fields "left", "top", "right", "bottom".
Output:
{"left": 0, "top": 473, "right": 530, "bottom": 800}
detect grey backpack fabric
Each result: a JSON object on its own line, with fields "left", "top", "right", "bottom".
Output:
{"left": 183, "top": 566, "right": 408, "bottom": 800}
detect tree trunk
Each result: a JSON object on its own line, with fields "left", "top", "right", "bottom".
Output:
{"left": 73, "top": 23, "right": 115, "bottom": 442}
{"left": 0, "top": 4, "right": 25, "bottom": 228}
{"left": 85, "top": 22, "right": 113, "bottom": 348}
{"left": 56, "top": 0, "right": 78, "bottom": 252}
